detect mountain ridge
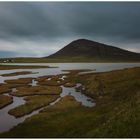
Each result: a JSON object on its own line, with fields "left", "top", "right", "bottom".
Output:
{"left": 47, "top": 39, "right": 140, "bottom": 61}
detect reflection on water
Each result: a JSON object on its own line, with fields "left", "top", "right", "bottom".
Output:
{"left": 61, "top": 85, "right": 95, "bottom": 107}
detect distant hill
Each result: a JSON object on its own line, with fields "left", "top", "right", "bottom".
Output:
{"left": 48, "top": 39, "right": 140, "bottom": 62}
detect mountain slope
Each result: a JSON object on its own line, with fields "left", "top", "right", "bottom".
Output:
{"left": 48, "top": 39, "right": 140, "bottom": 62}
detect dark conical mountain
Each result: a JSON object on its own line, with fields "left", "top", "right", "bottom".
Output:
{"left": 48, "top": 39, "right": 140, "bottom": 62}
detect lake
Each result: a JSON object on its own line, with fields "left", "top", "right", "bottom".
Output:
{"left": 0, "top": 63, "right": 140, "bottom": 83}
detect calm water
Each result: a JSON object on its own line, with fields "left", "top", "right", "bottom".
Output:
{"left": 0, "top": 93, "right": 25, "bottom": 132}
{"left": 0, "top": 63, "right": 140, "bottom": 133}
{"left": 0, "top": 63, "right": 140, "bottom": 83}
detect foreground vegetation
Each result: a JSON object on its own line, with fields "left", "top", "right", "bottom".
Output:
{"left": 0, "top": 67, "right": 140, "bottom": 138}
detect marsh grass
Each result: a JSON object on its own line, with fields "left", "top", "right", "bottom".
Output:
{"left": 5, "top": 78, "right": 33, "bottom": 85}
{"left": 0, "top": 95, "right": 13, "bottom": 109}
{"left": 37, "top": 76, "right": 53, "bottom": 82}
{"left": 0, "top": 67, "right": 140, "bottom": 138}
{"left": 1, "top": 71, "right": 35, "bottom": 77}
{"left": 41, "top": 95, "right": 81, "bottom": 113}
{"left": 38, "top": 75, "right": 67, "bottom": 86}
{"left": 8, "top": 95, "right": 59, "bottom": 118}
{"left": 38, "top": 78, "right": 66, "bottom": 86}
{"left": 0, "top": 84, "right": 13, "bottom": 94}
{"left": 11, "top": 85, "right": 62, "bottom": 97}
{"left": 63, "top": 82, "right": 76, "bottom": 87}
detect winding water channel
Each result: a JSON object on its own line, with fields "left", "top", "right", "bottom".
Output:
{"left": 0, "top": 63, "right": 140, "bottom": 133}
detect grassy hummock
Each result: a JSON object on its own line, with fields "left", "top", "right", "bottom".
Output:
{"left": 36, "top": 76, "right": 53, "bottom": 82}
{"left": 42, "top": 95, "right": 81, "bottom": 112}
{"left": 63, "top": 82, "right": 76, "bottom": 87}
{"left": 0, "top": 84, "right": 13, "bottom": 94}
{"left": 1, "top": 71, "right": 37, "bottom": 77}
{"left": 0, "top": 95, "right": 13, "bottom": 109}
{"left": 5, "top": 78, "right": 33, "bottom": 85}
{"left": 38, "top": 75, "right": 67, "bottom": 86}
{"left": 11, "top": 85, "right": 62, "bottom": 97}
{"left": 8, "top": 95, "right": 59, "bottom": 118}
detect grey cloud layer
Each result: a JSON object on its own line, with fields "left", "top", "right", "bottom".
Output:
{"left": 0, "top": 2, "right": 140, "bottom": 41}
{"left": 0, "top": 2, "right": 140, "bottom": 57}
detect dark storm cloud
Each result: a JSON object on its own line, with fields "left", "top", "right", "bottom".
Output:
{"left": 0, "top": 2, "right": 61, "bottom": 39}
{"left": 0, "top": 2, "right": 140, "bottom": 57}
{"left": 0, "top": 2, "right": 140, "bottom": 41}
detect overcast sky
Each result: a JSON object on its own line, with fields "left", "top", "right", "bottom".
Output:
{"left": 0, "top": 2, "right": 140, "bottom": 58}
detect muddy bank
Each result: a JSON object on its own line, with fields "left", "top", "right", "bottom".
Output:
{"left": 1, "top": 71, "right": 37, "bottom": 77}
